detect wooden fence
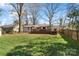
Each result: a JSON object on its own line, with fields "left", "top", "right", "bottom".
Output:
{"left": 61, "top": 29, "right": 79, "bottom": 40}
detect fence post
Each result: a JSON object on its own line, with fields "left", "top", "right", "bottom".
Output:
{"left": 70, "top": 30, "right": 71, "bottom": 39}
{"left": 76, "top": 30, "right": 79, "bottom": 40}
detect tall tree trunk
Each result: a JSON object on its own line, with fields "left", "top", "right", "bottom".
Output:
{"left": 33, "top": 16, "right": 36, "bottom": 25}
{"left": 33, "top": 19, "right": 35, "bottom": 25}
{"left": 19, "top": 3, "right": 23, "bottom": 33}
{"left": 19, "top": 15, "right": 21, "bottom": 33}
{"left": 49, "top": 21, "right": 51, "bottom": 30}
{"left": 11, "top": 3, "right": 24, "bottom": 33}
{"left": 49, "top": 18, "right": 52, "bottom": 31}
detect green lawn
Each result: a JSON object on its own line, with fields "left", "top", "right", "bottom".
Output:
{"left": 0, "top": 33, "right": 79, "bottom": 56}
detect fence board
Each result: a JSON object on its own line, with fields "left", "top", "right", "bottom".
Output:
{"left": 62, "top": 29, "right": 79, "bottom": 40}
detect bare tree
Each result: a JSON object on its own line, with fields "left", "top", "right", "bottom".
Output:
{"left": 59, "top": 18, "right": 63, "bottom": 27}
{"left": 43, "top": 3, "right": 59, "bottom": 30}
{"left": 13, "top": 20, "right": 19, "bottom": 25}
{"left": 67, "top": 3, "right": 79, "bottom": 29}
{"left": 67, "top": 4, "right": 75, "bottom": 29}
{"left": 28, "top": 3, "right": 41, "bottom": 25}
{"left": 23, "top": 4, "right": 29, "bottom": 25}
{"left": 24, "top": 10, "right": 29, "bottom": 25}
{"left": 11, "top": 3, "right": 24, "bottom": 32}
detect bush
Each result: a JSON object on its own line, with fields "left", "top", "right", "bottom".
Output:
{"left": 2, "top": 27, "right": 13, "bottom": 34}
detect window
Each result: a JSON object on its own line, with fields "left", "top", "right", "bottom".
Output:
{"left": 43, "top": 27, "right": 46, "bottom": 29}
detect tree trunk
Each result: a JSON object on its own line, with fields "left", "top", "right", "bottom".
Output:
{"left": 19, "top": 15, "right": 21, "bottom": 33}
{"left": 49, "top": 18, "right": 52, "bottom": 31}
{"left": 33, "top": 21, "right": 35, "bottom": 25}
{"left": 33, "top": 17, "right": 36, "bottom": 25}
{"left": 18, "top": 3, "right": 23, "bottom": 33}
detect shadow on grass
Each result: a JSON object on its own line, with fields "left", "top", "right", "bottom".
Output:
{"left": 60, "top": 33, "right": 79, "bottom": 48}
{"left": 6, "top": 40, "right": 79, "bottom": 56}
{"left": 6, "top": 34, "right": 79, "bottom": 56}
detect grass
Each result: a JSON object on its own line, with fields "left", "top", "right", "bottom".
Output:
{"left": 0, "top": 33, "right": 79, "bottom": 56}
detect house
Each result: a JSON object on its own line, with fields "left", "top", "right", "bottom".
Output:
{"left": 1, "top": 25, "right": 14, "bottom": 34}
{"left": 1, "top": 24, "right": 20, "bottom": 33}
{"left": 23, "top": 24, "right": 65, "bottom": 34}
{"left": 13, "top": 25, "right": 19, "bottom": 32}
{"left": 23, "top": 24, "right": 51, "bottom": 34}
{"left": 0, "top": 23, "right": 59, "bottom": 34}
{"left": 1, "top": 24, "right": 25, "bottom": 34}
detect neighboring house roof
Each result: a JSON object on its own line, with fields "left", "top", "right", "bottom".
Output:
{"left": 23, "top": 24, "right": 49, "bottom": 28}
{"left": 1, "top": 25, "right": 14, "bottom": 28}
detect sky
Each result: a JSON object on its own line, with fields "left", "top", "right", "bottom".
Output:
{"left": 0, "top": 4, "right": 14, "bottom": 25}
{"left": 0, "top": 3, "right": 68, "bottom": 26}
